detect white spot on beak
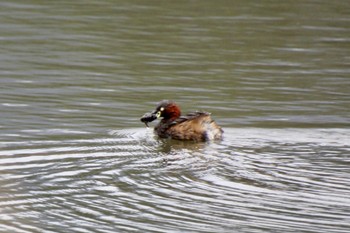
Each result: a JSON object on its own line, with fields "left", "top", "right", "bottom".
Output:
{"left": 156, "top": 107, "right": 164, "bottom": 118}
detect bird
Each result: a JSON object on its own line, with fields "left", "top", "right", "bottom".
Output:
{"left": 140, "top": 100, "right": 223, "bottom": 142}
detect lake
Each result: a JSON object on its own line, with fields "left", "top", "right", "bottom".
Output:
{"left": 1, "top": 1, "right": 349, "bottom": 232}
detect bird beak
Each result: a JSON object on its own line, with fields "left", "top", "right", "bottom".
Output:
{"left": 140, "top": 112, "right": 157, "bottom": 127}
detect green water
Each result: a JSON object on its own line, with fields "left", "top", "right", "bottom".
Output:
{"left": 1, "top": 1, "right": 349, "bottom": 232}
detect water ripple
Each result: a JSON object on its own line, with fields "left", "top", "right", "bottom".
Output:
{"left": 3, "top": 128, "right": 349, "bottom": 232}
{"left": 1, "top": 0, "right": 350, "bottom": 232}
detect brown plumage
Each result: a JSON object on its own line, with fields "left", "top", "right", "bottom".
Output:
{"left": 140, "top": 100, "right": 223, "bottom": 141}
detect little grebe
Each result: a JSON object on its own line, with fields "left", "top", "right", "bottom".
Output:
{"left": 140, "top": 100, "right": 223, "bottom": 141}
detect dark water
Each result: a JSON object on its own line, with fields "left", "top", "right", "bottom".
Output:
{"left": 1, "top": 1, "right": 350, "bottom": 232}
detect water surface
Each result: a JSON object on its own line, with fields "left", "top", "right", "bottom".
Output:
{"left": 1, "top": 1, "right": 349, "bottom": 232}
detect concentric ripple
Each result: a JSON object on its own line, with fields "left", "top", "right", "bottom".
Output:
{"left": 0, "top": 128, "right": 349, "bottom": 233}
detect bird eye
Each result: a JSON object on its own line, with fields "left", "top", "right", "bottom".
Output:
{"left": 160, "top": 107, "right": 164, "bottom": 111}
